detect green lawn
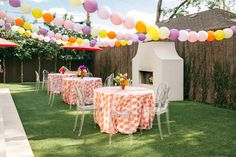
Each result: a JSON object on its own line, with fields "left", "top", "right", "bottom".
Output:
{"left": 1, "top": 83, "right": 236, "bottom": 157}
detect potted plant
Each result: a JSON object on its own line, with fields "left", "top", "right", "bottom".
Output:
{"left": 114, "top": 73, "right": 129, "bottom": 90}
{"left": 77, "top": 65, "right": 89, "bottom": 79}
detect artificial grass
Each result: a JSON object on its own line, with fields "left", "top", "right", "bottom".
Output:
{"left": 1, "top": 83, "right": 236, "bottom": 157}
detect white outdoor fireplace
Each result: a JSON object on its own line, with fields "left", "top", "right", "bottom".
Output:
{"left": 132, "top": 42, "right": 183, "bottom": 101}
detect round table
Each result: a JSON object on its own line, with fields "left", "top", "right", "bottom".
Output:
{"left": 94, "top": 86, "right": 155, "bottom": 135}
{"left": 48, "top": 73, "right": 77, "bottom": 94}
{"left": 62, "top": 77, "right": 102, "bottom": 105}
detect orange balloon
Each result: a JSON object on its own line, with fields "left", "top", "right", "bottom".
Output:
{"left": 135, "top": 21, "right": 147, "bottom": 33}
{"left": 15, "top": 18, "right": 24, "bottom": 26}
{"left": 43, "top": 13, "right": 54, "bottom": 23}
{"left": 68, "top": 42, "right": 73, "bottom": 46}
{"left": 115, "top": 41, "right": 121, "bottom": 47}
{"left": 69, "top": 36, "right": 76, "bottom": 43}
{"left": 207, "top": 31, "right": 215, "bottom": 41}
{"left": 108, "top": 31, "right": 116, "bottom": 39}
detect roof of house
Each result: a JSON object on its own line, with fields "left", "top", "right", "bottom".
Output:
{"left": 156, "top": 9, "right": 236, "bottom": 31}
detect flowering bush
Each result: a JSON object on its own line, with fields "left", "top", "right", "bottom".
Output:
{"left": 114, "top": 73, "right": 129, "bottom": 86}
{"left": 77, "top": 65, "right": 89, "bottom": 77}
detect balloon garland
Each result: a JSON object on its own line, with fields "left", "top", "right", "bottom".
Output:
{"left": 1, "top": 5, "right": 236, "bottom": 48}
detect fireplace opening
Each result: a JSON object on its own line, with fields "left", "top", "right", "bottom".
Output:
{"left": 139, "top": 71, "right": 153, "bottom": 85}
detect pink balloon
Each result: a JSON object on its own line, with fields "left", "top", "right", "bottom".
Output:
{"left": 178, "top": 30, "right": 189, "bottom": 42}
{"left": 55, "top": 33, "right": 62, "bottom": 40}
{"left": 83, "top": 0, "right": 98, "bottom": 13}
{"left": 0, "top": 10, "right": 7, "bottom": 18}
{"left": 9, "top": 0, "right": 21, "bottom": 8}
{"left": 4, "top": 23, "right": 11, "bottom": 29}
{"left": 109, "top": 41, "right": 115, "bottom": 47}
{"left": 123, "top": 17, "right": 135, "bottom": 29}
{"left": 124, "top": 33, "right": 132, "bottom": 40}
{"left": 188, "top": 31, "right": 198, "bottom": 42}
{"left": 73, "top": 23, "right": 82, "bottom": 32}
{"left": 97, "top": 6, "right": 111, "bottom": 20}
{"left": 54, "top": 17, "right": 64, "bottom": 26}
{"left": 62, "top": 35, "right": 69, "bottom": 41}
{"left": 198, "top": 31, "right": 208, "bottom": 42}
{"left": 47, "top": 31, "right": 55, "bottom": 38}
{"left": 64, "top": 20, "right": 73, "bottom": 29}
{"left": 110, "top": 12, "right": 124, "bottom": 25}
{"left": 6, "top": 15, "right": 15, "bottom": 23}
{"left": 116, "top": 33, "right": 124, "bottom": 40}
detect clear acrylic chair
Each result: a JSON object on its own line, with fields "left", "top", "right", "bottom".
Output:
{"left": 155, "top": 82, "right": 171, "bottom": 139}
{"left": 42, "top": 70, "right": 49, "bottom": 91}
{"left": 73, "top": 86, "right": 95, "bottom": 136}
{"left": 104, "top": 73, "right": 114, "bottom": 87}
{"left": 35, "top": 71, "right": 41, "bottom": 92}
{"left": 48, "top": 79, "right": 61, "bottom": 107}
{"left": 86, "top": 72, "right": 93, "bottom": 77}
{"left": 109, "top": 90, "right": 134, "bottom": 145}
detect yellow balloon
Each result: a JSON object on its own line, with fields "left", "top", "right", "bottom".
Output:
{"left": 20, "top": 4, "right": 31, "bottom": 14}
{"left": 147, "top": 25, "right": 159, "bottom": 39}
{"left": 214, "top": 30, "right": 224, "bottom": 41}
{"left": 99, "top": 30, "right": 108, "bottom": 38}
{"left": 23, "top": 22, "right": 31, "bottom": 30}
{"left": 120, "top": 40, "right": 127, "bottom": 46}
{"left": 152, "top": 35, "right": 159, "bottom": 41}
{"left": 25, "top": 31, "right": 31, "bottom": 37}
{"left": 18, "top": 28, "right": 25, "bottom": 35}
{"left": 62, "top": 41, "right": 68, "bottom": 46}
{"left": 32, "top": 8, "right": 43, "bottom": 19}
{"left": 76, "top": 38, "right": 83, "bottom": 45}
{"left": 69, "top": 0, "right": 84, "bottom": 7}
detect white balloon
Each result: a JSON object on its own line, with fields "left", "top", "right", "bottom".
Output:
{"left": 6, "top": 15, "right": 15, "bottom": 23}
{"left": 198, "top": 31, "right": 208, "bottom": 42}
{"left": 0, "top": 19, "right": 5, "bottom": 26}
{"left": 223, "top": 28, "right": 233, "bottom": 39}
{"left": 31, "top": 33, "right": 38, "bottom": 39}
{"left": 127, "top": 40, "right": 132, "bottom": 46}
{"left": 83, "top": 39, "right": 90, "bottom": 46}
{"left": 73, "top": 23, "right": 82, "bottom": 32}
{"left": 131, "top": 33, "right": 138, "bottom": 40}
{"left": 38, "top": 35, "right": 44, "bottom": 41}
{"left": 11, "top": 25, "right": 19, "bottom": 32}
{"left": 91, "top": 27, "right": 99, "bottom": 37}
{"left": 116, "top": 32, "right": 124, "bottom": 40}
{"left": 159, "top": 27, "right": 170, "bottom": 39}
{"left": 109, "top": 41, "right": 115, "bottom": 47}
{"left": 56, "top": 39, "right": 62, "bottom": 45}
{"left": 31, "top": 25, "right": 39, "bottom": 33}
{"left": 145, "top": 34, "right": 152, "bottom": 42}
{"left": 178, "top": 30, "right": 189, "bottom": 42}
{"left": 44, "top": 36, "right": 50, "bottom": 42}
{"left": 97, "top": 6, "right": 111, "bottom": 20}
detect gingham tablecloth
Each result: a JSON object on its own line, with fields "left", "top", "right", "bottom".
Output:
{"left": 48, "top": 73, "right": 77, "bottom": 94}
{"left": 94, "top": 87, "right": 155, "bottom": 135}
{"left": 62, "top": 77, "right": 102, "bottom": 105}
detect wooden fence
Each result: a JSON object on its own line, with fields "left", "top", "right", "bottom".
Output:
{"left": 92, "top": 36, "right": 236, "bottom": 105}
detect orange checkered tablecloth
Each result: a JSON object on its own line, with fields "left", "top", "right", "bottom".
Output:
{"left": 94, "top": 87, "right": 155, "bottom": 135}
{"left": 62, "top": 77, "right": 102, "bottom": 105}
{"left": 48, "top": 73, "right": 77, "bottom": 94}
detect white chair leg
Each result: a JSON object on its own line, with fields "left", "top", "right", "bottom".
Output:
{"left": 166, "top": 111, "right": 171, "bottom": 135}
{"left": 42, "top": 82, "right": 44, "bottom": 90}
{"left": 48, "top": 93, "right": 52, "bottom": 105}
{"left": 129, "top": 134, "right": 133, "bottom": 145}
{"left": 157, "top": 114, "right": 163, "bottom": 140}
{"left": 50, "top": 94, "right": 55, "bottom": 107}
{"left": 78, "top": 111, "right": 85, "bottom": 136}
{"left": 109, "top": 134, "right": 112, "bottom": 145}
{"left": 73, "top": 112, "right": 79, "bottom": 132}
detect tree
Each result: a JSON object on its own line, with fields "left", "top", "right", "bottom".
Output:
{"left": 156, "top": 0, "right": 236, "bottom": 23}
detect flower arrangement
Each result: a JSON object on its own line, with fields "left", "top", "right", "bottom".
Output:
{"left": 114, "top": 73, "right": 129, "bottom": 89}
{"left": 59, "top": 66, "right": 68, "bottom": 74}
{"left": 77, "top": 65, "right": 89, "bottom": 78}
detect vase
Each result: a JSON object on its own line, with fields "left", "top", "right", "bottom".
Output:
{"left": 121, "top": 84, "right": 125, "bottom": 90}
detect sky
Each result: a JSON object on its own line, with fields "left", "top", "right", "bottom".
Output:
{"left": 0, "top": 0, "right": 186, "bottom": 33}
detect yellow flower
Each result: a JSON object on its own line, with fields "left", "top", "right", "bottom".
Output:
{"left": 83, "top": 69, "right": 87, "bottom": 72}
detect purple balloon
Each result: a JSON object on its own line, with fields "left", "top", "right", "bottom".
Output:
{"left": 9, "top": 0, "right": 21, "bottom": 8}
{"left": 169, "top": 29, "right": 179, "bottom": 40}
{"left": 138, "top": 34, "right": 146, "bottom": 41}
{"left": 90, "top": 40, "right": 97, "bottom": 47}
{"left": 231, "top": 25, "right": 236, "bottom": 35}
{"left": 132, "top": 39, "right": 139, "bottom": 45}
{"left": 50, "top": 38, "right": 56, "bottom": 43}
{"left": 82, "top": 26, "right": 91, "bottom": 35}
{"left": 4, "top": 23, "right": 11, "bottom": 29}
{"left": 83, "top": 0, "right": 98, "bottom": 13}
{"left": 39, "top": 28, "right": 48, "bottom": 36}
